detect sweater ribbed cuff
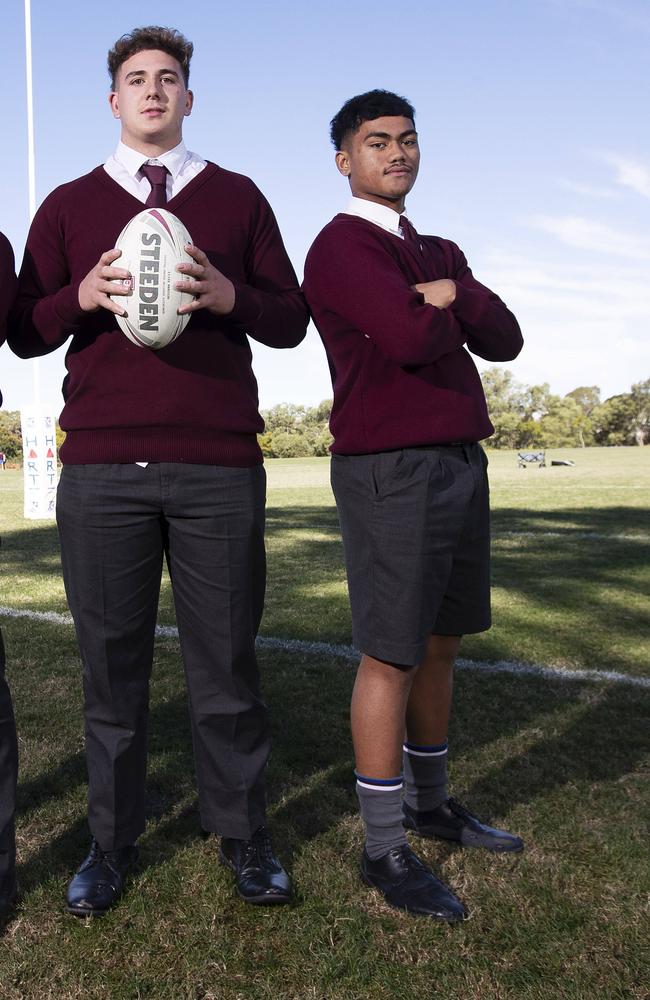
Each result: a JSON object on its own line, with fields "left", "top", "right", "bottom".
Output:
{"left": 52, "top": 282, "right": 87, "bottom": 329}
{"left": 229, "top": 283, "right": 264, "bottom": 327}
{"left": 450, "top": 281, "right": 490, "bottom": 328}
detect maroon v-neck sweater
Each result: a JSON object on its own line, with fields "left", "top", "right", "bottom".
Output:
{"left": 303, "top": 214, "right": 523, "bottom": 454}
{"left": 9, "top": 163, "right": 308, "bottom": 465}
{"left": 0, "top": 232, "right": 17, "bottom": 408}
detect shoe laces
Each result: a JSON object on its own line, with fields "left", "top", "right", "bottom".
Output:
{"left": 88, "top": 839, "right": 102, "bottom": 860}
{"left": 447, "top": 798, "right": 476, "bottom": 822}
{"left": 248, "top": 826, "right": 275, "bottom": 865}
{"left": 87, "top": 839, "right": 129, "bottom": 870}
{"left": 391, "top": 844, "right": 427, "bottom": 874}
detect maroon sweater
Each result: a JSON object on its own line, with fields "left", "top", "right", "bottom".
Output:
{"left": 303, "top": 214, "right": 523, "bottom": 454}
{"left": 0, "top": 232, "right": 17, "bottom": 408}
{"left": 9, "top": 163, "right": 308, "bottom": 465}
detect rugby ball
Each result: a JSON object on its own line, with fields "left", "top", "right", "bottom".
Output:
{"left": 110, "top": 208, "right": 196, "bottom": 349}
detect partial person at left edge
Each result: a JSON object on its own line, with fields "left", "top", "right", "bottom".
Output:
{"left": 8, "top": 26, "right": 309, "bottom": 917}
{"left": 0, "top": 231, "right": 19, "bottom": 923}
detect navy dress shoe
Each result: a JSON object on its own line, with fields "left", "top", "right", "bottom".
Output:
{"left": 403, "top": 798, "right": 524, "bottom": 853}
{"left": 361, "top": 844, "right": 466, "bottom": 921}
{"left": 66, "top": 840, "right": 139, "bottom": 917}
{"left": 220, "top": 826, "right": 291, "bottom": 905}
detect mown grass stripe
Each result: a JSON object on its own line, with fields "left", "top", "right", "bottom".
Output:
{"left": 494, "top": 531, "right": 650, "bottom": 542}
{"left": 2, "top": 604, "right": 648, "bottom": 690}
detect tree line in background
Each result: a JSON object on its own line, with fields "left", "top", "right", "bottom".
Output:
{"left": 0, "top": 370, "right": 648, "bottom": 463}
{"left": 481, "top": 371, "right": 649, "bottom": 450}
{"left": 258, "top": 371, "right": 649, "bottom": 457}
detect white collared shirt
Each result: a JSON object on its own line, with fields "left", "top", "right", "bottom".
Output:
{"left": 343, "top": 196, "right": 408, "bottom": 239}
{"left": 103, "top": 140, "right": 207, "bottom": 202}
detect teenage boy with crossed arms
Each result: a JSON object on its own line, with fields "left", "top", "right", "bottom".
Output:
{"left": 303, "top": 90, "right": 524, "bottom": 921}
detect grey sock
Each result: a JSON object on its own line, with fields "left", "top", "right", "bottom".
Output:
{"left": 355, "top": 775, "right": 407, "bottom": 860}
{"left": 402, "top": 742, "right": 448, "bottom": 813}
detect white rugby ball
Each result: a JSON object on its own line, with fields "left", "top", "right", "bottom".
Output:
{"left": 110, "top": 208, "right": 196, "bottom": 349}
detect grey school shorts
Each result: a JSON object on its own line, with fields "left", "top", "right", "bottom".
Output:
{"left": 331, "top": 443, "right": 491, "bottom": 667}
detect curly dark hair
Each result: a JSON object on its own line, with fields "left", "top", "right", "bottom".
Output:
{"left": 108, "top": 26, "right": 193, "bottom": 88}
{"left": 330, "top": 90, "right": 416, "bottom": 150}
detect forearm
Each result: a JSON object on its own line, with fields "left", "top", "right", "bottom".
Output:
{"left": 177, "top": 192, "right": 309, "bottom": 350}
{"left": 433, "top": 241, "right": 522, "bottom": 361}
{"left": 451, "top": 280, "right": 523, "bottom": 361}
{"left": 229, "top": 282, "right": 309, "bottom": 348}
{"left": 235, "top": 204, "right": 309, "bottom": 349}
{"left": 9, "top": 281, "right": 85, "bottom": 358}
{"left": 7, "top": 198, "right": 88, "bottom": 359}
{"left": 305, "top": 242, "right": 467, "bottom": 366}
{"left": 0, "top": 235, "right": 17, "bottom": 349}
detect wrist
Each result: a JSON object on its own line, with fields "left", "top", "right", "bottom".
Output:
{"left": 222, "top": 278, "right": 236, "bottom": 315}
{"left": 208, "top": 278, "right": 235, "bottom": 316}
{"left": 78, "top": 283, "right": 93, "bottom": 312}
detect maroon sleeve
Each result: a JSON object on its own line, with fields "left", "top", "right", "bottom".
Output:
{"left": 7, "top": 191, "right": 87, "bottom": 359}
{"left": 442, "top": 241, "right": 523, "bottom": 362}
{"left": 304, "top": 222, "right": 467, "bottom": 367}
{"left": 0, "top": 232, "right": 18, "bottom": 407}
{"left": 227, "top": 187, "right": 308, "bottom": 349}
{"left": 0, "top": 231, "right": 17, "bottom": 349}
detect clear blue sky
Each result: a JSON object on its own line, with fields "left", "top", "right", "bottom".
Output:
{"left": 1, "top": 0, "right": 649, "bottom": 414}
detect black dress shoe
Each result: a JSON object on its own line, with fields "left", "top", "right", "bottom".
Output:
{"left": 219, "top": 826, "right": 291, "bottom": 905}
{"left": 65, "top": 840, "right": 139, "bottom": 917}
{"left": 403, "top": 798, "right": 524, "bottom": 853}
{"left": 361, "top": 844, "right": 466, "bottom": 921}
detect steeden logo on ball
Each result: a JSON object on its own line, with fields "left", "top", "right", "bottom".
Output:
{"left": 110, "top": 208, "right": 196, "bottom": 349}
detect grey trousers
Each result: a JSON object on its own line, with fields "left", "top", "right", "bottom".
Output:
{"left": 0, "top": 628, "right": 18, "bottom": 899}
{"left": 56, "top": 463, "right": 269, "bottom": 850}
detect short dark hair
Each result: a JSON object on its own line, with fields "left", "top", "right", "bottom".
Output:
{"left": 108, "top": 26, "right": 194, "bottom": 88}
{"left": 330, "top": 90, "right": 416, "bottom": 150}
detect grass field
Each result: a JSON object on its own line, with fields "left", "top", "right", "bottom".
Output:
{"left": 0, "top": 449, "right": 648, "bottom": 999}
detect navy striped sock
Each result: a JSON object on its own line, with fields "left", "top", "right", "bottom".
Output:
{"left": 402, "top": 741, "right": 448, "bottom": 813}
{"left": 355, "top": 772, "right": 407, "bottom": 860}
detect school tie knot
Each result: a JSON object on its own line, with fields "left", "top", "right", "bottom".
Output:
{"left": 399, "top": 214, "right": 420, "bottom": 249}
{"left": 141, "top": 162, "right": 169, "bottom": 208}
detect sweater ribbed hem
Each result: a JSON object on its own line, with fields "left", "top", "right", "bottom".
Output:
{"left": 60, "top": 429, "right": 263, "bottom": 467}
{"left": 329, "top": 422, "right": 494, "bottom": 455}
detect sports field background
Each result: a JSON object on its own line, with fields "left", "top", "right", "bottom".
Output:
{"left": 0, "top": 448, "right": 648, "bottom": 999}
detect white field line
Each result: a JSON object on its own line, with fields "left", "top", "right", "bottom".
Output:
{"left": 1, "top": 605, "right": 648, "bottom": 691}
{"left": 493, "top": 531, "right": 649, "bottom": 542}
